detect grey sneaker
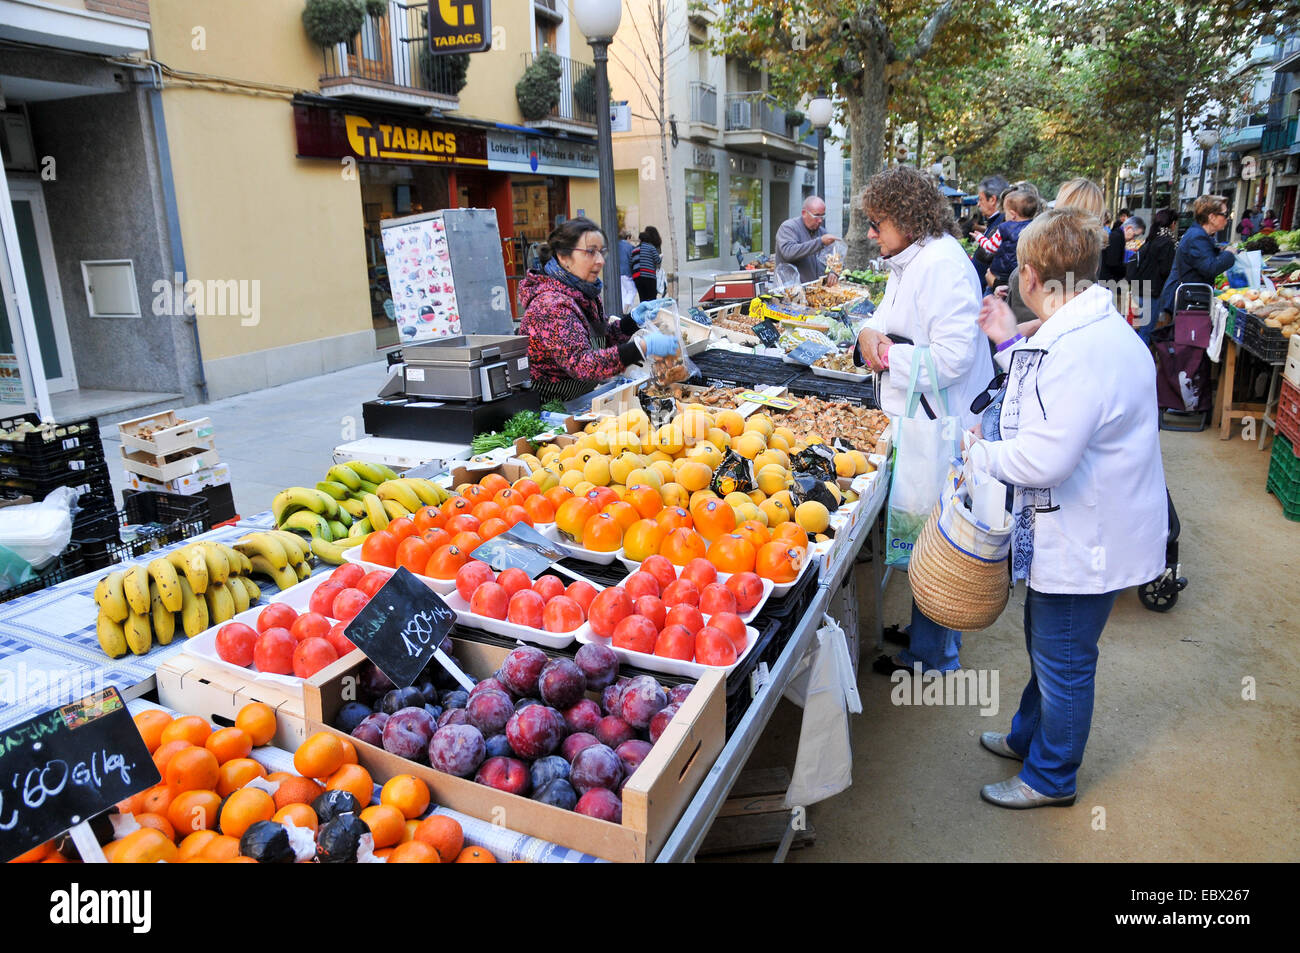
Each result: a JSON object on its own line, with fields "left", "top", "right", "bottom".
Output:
{"left": 980, "top": 732, "right": 1023, "bottom": 760}
{"left": 980, "top": 775, "right": 1076, "bottom": 809}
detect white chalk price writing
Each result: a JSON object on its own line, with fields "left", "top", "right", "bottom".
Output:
{"left": 0, "top": 749, "right": 133, "bottom": 830}
{"left": 398, "top": 603, "right": 456, "bottom": 659}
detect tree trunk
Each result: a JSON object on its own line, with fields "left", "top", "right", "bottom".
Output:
{"left": 1171, "top": 101, "right": 1184, "bottom": 213}
{"left": 845, "top": 51, "right": 888, "bottom": 270}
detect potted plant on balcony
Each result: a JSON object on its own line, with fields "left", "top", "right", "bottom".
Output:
{"left": 517, "top": 51, "right": 563, "bottom": 121}
{"left": 573, "top": 66, "right": 599, "bottom": 118}
{"left": 364, "top": 0, "right": 387, "bottom": 15}
{"left": 302, "top": 0, "right": 366, "bottom": 47}
{"left": 784, "top": 109, "right": 805, "bottom": 131}
{"left": 419, "top": 50, "right": 471, "bottom": 96}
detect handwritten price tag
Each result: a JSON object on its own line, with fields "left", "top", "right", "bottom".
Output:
{"left": 344, "top": 567, "right": 459, "bottom": 689}
{"left": 0, "top": 688, "right": 158, "bottom": 862}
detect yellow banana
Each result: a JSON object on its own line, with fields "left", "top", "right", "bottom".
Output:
{"left": 123, "top": 564, "right": 151, "bottom": 616}
{"left": 146, "top": 558, "right": 183, "bottom": 612}
{"left": 204, "top": 582, "right": 236, "bottom": 625}
{"left": 235, "top": 575, "right": 262, "bottom": 605}
{"left": 405, "top": 477, "right": 445, "bottom": 506}
{"left": 149, "top": 581, "right": 176, "bottom": 646}
{"left": 228, "top": 575, "right": 250, "bottom": 613}
{"left": 217, "top": 543, "right": 252, "bottom": 575}
{"left": 311, "top": 536, "right": 361, "bottom": 565}
{"left": 167, "top": 547, "right": 208, "bottom": 595}
{"left": 267, "top": 529, "right": 310, "bottom": 564}
{"left": 272, "top": 486, "right": 334, "bottom": 525}
{"left": 124, "top": 610, "right": 152, "bottom": 655}
{"left": 381, "top": 499, "right": 409, "bottom": 521}
{"left": 327, "top": 464, "right": 363, "bottom": 492}
{"left": 362, "top": 493, "right": 389, "bottom": 531}
{"left": 235, "top": 533, "right": 289, "bottom": 570}
{"left": 96, "top": 612, "right": 128, "bottom": 659}
{"left": 338, "top": 498, "right": 366, "bottom": 519}
{"left": 348, "top": 517, "right": 372, "bottom": 538}
{"left": 377, "top": 480, "right": 422, "bottom": 513}
{"left": 343, "top": 460, "right": 387, "bottom": 484}
{"left": 293, "top": 561, "right": 312, "bottom": 581}
{"left": 177, "top": 576, "right": 209, "bottom": 637}
{"left": 248, "top": 554, "right": 300, "bottom": 591}
{"left": 280, "top": 510, "right": 332, "bottom": 539}
{"left": 316, "top": 481, "right": 350, "bottom": 500}
{"left": 192, "top": 542, "right": 229, "bottom": 585}
{"left": 94, "top": 571, "right": 130, "bottom": 623}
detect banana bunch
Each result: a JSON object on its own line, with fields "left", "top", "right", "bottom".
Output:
{"left": 92, "top": 541, "right": 263, "bottom": 659}
{"left": 272, "top": 461, "right": 449, "bottom": 564}
{"left": 234, "top": 530, "right": 314, "bottom": 591}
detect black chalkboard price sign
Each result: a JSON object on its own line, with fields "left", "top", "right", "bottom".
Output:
{"left": 0, "top": 687, "right": 159, "bottom": 862}
{"left": 344, "top": 567, "right": 459, "bottom": 689}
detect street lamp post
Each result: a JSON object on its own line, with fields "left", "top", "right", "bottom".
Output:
{"left": 1142, "top": 150, "right": 1156, "bottom": 212}
{"left": 1197, "top": 128, "right": 1219, "bottom": 197}
{"left": 808, "top": 96, "right": 833, "bottom": 200}
{"left": 1118, "top": 168, "right": 1131, "bottom": 217}
{"left": 574, "top": 0, "right": 624, "bottom": 319}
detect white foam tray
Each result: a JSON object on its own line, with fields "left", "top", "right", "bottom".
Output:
{"left": 182, "top": 606, "right": 325, "bottom": 692}
{"left": 339, "top": 545, "right": 457, "bottom": 595}
{"left": 538, "top": 521, "right": 622, "bottom": 565}
{"left": 440, "top": 590, "right": 583, "bottom": 650}
{"left": 606, "top": 569, "right": 773, "bottom": 626}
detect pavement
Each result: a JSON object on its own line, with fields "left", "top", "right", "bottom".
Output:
{"left": 98, "top": 360, "right": 1300, "bottom": 862}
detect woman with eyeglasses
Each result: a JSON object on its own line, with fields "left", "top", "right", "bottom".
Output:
{"left": 853, "top": 164, "right": 994, "bottom": 677}
{"left": 968, "top": 207, "right": 1167, "bottom": 809}
{"left": 518, "top": 218, "right": 677, "bottom": 404}
{"left": 1154, "top": 195, "right": 1237, "bottom": 321}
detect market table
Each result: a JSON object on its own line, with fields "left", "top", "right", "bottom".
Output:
{"left": 655, "top": 460, "right": 889, "bottom": 862}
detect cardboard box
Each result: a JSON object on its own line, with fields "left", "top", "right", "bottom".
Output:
{"left": 125, "top": 461, "right": 231, "bottom": 496}
{"left": 449, "top": 459, "right": 531, "bottom": 489}
{"left": 304, "top": 639, "right": 725, "bottom": 862}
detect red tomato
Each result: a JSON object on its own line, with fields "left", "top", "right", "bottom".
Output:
{"left": 507, "top": 589, "right": 545, "bottom": 628}
{"left": 695, "top": 626, "right": 738, "bottom": 666}
{"left": 698, "top": 583, "right": 738, "bottom": 617}
{"left": 679, "top": 557, "right": 718, "bottom": 591}
{"left": 328, "top": 563, "right": 365, "bottom": 588}
{"left": 216, "top": 622, "right": 258, "bottom": 667}
{"left": 257, "top": 603, "right": 297, "bottom": 634}
{"left": 587, "top": 588, "right": 633, "bottom": 639}
{"left": 622, "top": 571, "right": 660, "bottom": 600}
{"left": 290, "top": 612, "right": 332, "bottom": 643}
{"left": 542, "top": 595, "right": 584, "bottom": 633}
{"left": 360, "top": 530, "right": 399, "bottom": 568}
{"left": 469, "top": 582, "right": 509, "bottom": 620}
{"left": 445, "top": 514, "right": 482, "bottom": 537}
{"left": 292, "top": 638, "right": 339, "bottom": 679}
{"left": 455, "top": 560, "right": 495, "bottom": 602}
{"left": 724, "top": 572, "right": 765, "bottom": 613}
{"left": 633, "top": 595, "right": 666, "bottom": 632}
{"left": 357, "top": 570, "right": 393, "bottom": 598}
{"left": 496, "top": 568, "right": 532, "bottom": 598}
{"left": 386, "top": 516, "right": 416, "bottom": 542}
{"left": 654, "top": 624, "right": 696, "bottom": 661}
{"left": 708, "top": 612, "right": 749, "bottom": 653}
{"left": 421, "top": 528, "right": 452, "bottom": 552}
{"left": 564, "top": 581, "right": 599, "bottom": 614}
{"left": 662, "top": 579, "right": 700, "bottom": 609}
{"left": 308, "top": 583, "right": 343, "bottom": 618}
{"left": 533, "top": 575, "right": 566, "bottom": 602}
{"left": 665, "top": 604, "right": 704, "bottom": 636}
{"left": 253, "top": 628, "right": 296, "bottom": 674}
{"left": 396, "top": 536, "right": 433, "bottom": 575}
{"left": 412, "top": 505, "right": 446, "bottom": 535}
{"left": 331, "top": 589, "right": 369, "bottom": 622}
{"left": 611, "top": 615, "right": 657, "bottom": 654}
{"left": 640, "top": 555, "right": 678, "bottom": 592}
{"left": 324, "top": 621, "right": 356, "bottom": 658}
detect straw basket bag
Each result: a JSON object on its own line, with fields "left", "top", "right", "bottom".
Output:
{"left": 909, "top": 486, "right": 1013, "bottom": 632}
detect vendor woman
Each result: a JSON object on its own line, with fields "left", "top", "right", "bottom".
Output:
{"left": 518, "top": 218, "right": 677, "bottom": 404}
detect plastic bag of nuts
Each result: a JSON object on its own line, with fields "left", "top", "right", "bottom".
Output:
{"left": 635, "top": 299, "right": 699, "bottom": 388}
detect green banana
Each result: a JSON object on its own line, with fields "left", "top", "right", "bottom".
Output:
{"left": 327, "top": 520, "right": 348, "bottom": 540}
{"left": 280, "top": 509, "right": 333, "bottom": 539}
{"left": 124, "top": 610, "right": 152, "bottom": 655}
{"left": 311, "top": 536, "right": 359, "bottom": 565}
{"left": 94, "top": 571, "right": 130, "bottom": 624}
{"left": 348, "top": 517, "right": 372, "bottom": 538}
{"left": 123, "top": 564, "right": 151, "bottom": 616}
{"left": 343, "top": 460, "right": 388, "bottom": 484}
{"left": 354, "top": 479, "right": 380, "bottom": 496}
{"left": 177, "top": 576, "right": 209, "bottom": 637}
{"left": 146, "top": 558, "right": 183, "bottom": 612}
{"left": 149, "top": 581, "right": 175, "bottom": 646}
{"left": 333, "top": 506, "right": 353, "bottom": 528}
{"left": 96, "top": 612, "right": 128, "bottom": 659}
{"left": 272, "top": 486, "right": 332, "bottom": 525}
{"left": 315, "top": 480, "right": 350, "bottom": 500}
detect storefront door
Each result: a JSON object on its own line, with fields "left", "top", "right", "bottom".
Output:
{"left": 7, "top": 181, "right": 75, "bottom": 392}
{"left": 0, "top": 175, "right": 43, "bottom": 414}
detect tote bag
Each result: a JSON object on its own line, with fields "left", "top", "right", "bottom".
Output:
{"left": 884, "top": 347, "right": 960, "bottom": 568}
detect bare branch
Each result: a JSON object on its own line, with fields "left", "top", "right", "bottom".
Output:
{"left": 904, "top": 0, "right": 958, "bottom": 66}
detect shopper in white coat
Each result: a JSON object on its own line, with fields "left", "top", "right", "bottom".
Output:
{"left": 967, "top": 207, "right": 1167, "bottom": 809}
{"left": 854, "top": 164, "right": 994, "bottom": 675}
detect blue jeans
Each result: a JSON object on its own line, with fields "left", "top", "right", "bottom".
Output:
{"left": 898, "top": 600, "right": 962, "bottom": 672}
{"left": 1006, "top": 588, "right": 1120, "bottom": 797}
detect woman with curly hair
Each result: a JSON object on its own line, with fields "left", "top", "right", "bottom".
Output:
{"left": 855, "top": 164, "right": 994, "bottom": 677}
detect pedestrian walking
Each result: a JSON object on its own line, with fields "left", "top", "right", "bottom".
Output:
{"left": 632, "top": 227, "right": 663, "bottom": 304}
{"left": 1126, "top": 209, "right": 1176, "bottom": 344}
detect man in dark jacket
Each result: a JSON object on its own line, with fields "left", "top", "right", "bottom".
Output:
{"left": 1127, "top": 209, "right": 1176, "bottom": 343}
{"left": 1100, "top": 208, "right": 1131, "bottom": 280}
{"left": 969, "top": 175, "right": 1009, "bottom": 281}
{"left": 1156, "top": 196, "right": 1236, "bottom": 319}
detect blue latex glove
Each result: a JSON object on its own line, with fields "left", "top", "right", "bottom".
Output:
{"left": 631, "top": 298, "right": 674, "bottom": 326}
{"left": 643, "top": 332, "right": 680, "bottom": 357}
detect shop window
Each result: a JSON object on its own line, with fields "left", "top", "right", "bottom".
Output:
{"left": 729, "top": 175, "right": 762, "bottom": 257}
{"left": 684, "top": 169, "right": 719, "bottom": 262}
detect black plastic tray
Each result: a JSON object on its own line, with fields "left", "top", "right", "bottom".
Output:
{"left": 688, "top": 351, "right": 802, "bottom": 389}
{"left": 77, "top": 492, "right": 211, "bottom": 573}
{"left": 786, "top": 370, "right": 879, "bottom": 406}
{"left": 0, "top": 543, "right": 86, "bottom": 605}
{"left": 0, "top": 413, "right": 101, "bottom": 459}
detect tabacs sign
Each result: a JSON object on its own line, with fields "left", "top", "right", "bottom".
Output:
{"left": 428, "top": 0, "right": 492, "bottom": 54}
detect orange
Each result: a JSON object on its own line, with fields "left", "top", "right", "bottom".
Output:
{"left": 235, "top": 702, "right": 276, "bottom": 747}
{"left": 198, "top": 834, "right": 241, "bottom": 861}
{"left": 166, "top": 746, "right": 220, "bottom": 794}
{"left": 442, "top": 495, "right": 474, "bottom": 517}
{"left": 294, "top": 731, "right": 346, "bottom": 780}
{"left": 708, "top": 534, "right": 757, "bottom": 574}
{"left": 273, "top": 774, "right": 324, "bottom": 810}
{"left": 387, "top": 841, "right": 441, "bottom": 863}
{"left": 755, "top": 542, "right": 803, "bottom": 583}
{"left": 8, "top": 840, "right": 54, "bottom": 863}
{"left": 655, "top": 506, "right": 694, "bottom": 532}
{"left": 402, "top": 819, "right": 419, "bottom": 843}
{"left": 622, "top": 519, "right": 666, "bottom": 562}
{"left": 273, "top": 803, "right": 318, "bottom": 832}
{"left": 414, "top": 814, "right": 463, "bottom": 863}
{"left": 176, "top": 830, "right": 220, "bottom": 862}
{"left": 325, "top": 763, "right": 374, "bottom": 805}
{"left": 450, "top": 531, "right": 483, "bottom": 554}
{"left": 424, "top": 544, "right": 469, "bottom": 580}
{"left": 132, "top": 812, "right": 175, "bottom": 842}
{"left": 205, "top": 727, "right": 253, "bottom": 765}
{"left": 523, "top": 494, "right": 555, "bottom": 524}
{"left": 479, "top": 518, "right": 510, "bottom": 541}
{"left": 511, "top": 478, "right": 541, "bottom": 499}
{"left": 624, "top": 484, "right": 663, "bottom": 520}
{"left": 217, "top": 758, "right": 267, "bottom": 797}
{"left": 159, "top": 714, "right": 211, "bottom": 749}
{"left": 140, "top": 783, "right": 175, "bottom": 817}
{"left": 492, "top": 487, "right": 523, "bottom": 510}
{"left": 601, "top": 500, "right": 640, "bottom": 532}
{"left": 40, "top": 852, "right": 70, "bottom": 863}
{"left": 771, "top": 522, "right": 808, "bottom": 550}
{"left": 338, "top": 737, "right": 358, "bottom": 765}
{"left": 659, "top": 527, "right": 707, "bottom": 566}
{"left": 455, "top": 845, "right": 497, "bottom": 863}
{"left": 543, "top": 486, "right": 576, "bottom": 511}
{"left": 380, "top": 774, "right": 431, "bottom": 820}
{"left": 151, "top": 739, "right": 192, "bottom": 777}
{"left": 581, "top": 512, "right": 623, "bottom": 553}
{"left": 110, "top": 828, "right": 177, "bottom": 864}
{"left": 413, "top": 505, "right": 447, "bottom": 534}
{"left": 692, "top": 498, "right": 737, "bottom": 542}
{"left": 264, "top": 771, "right": 293, "bottom": 783}
{"left": 116, "top": 790, "right": 148, "bottom": 816}
{"left": 479, "top": 473, "right": 510, "bottom": 495}
{"left": 733, "top": 519, "right": 771, "bottom": 552}
{"left": 133, "top": 710, "right": 173, "bottom": 754}
{"left": 219, "top": 788, "right": 275, "bottom": 839}
{"left": 555, "top": 496, "right": 598, "bottom": 543}
{"left": 360, "top": 804, "right": 406, "bottom": 849}
{"left": 167, "top": 788, "right": 221, "bottom": 834}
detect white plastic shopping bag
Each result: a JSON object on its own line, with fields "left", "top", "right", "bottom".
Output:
{"left": 884, "top": 347, "right": 959, "bottom": 567}
{"left": 783, "top": 616, "right": 863, "bottom": 808}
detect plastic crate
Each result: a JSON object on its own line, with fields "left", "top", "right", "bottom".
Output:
{"left": 724, "top": 615, "right": 785, "bottom": 737}
{"left": 1276, "top": 379, "right": 1300, "bottom": 452}
{"left": 1238, "top": 310, "right": 1289, "bottom": 363}
{"left": 0, "top": 444, "right": 108, "bottom": 482}
{"left": 0, "top": 542, "right": 86, "bottom": 605}
{"left": 0, "top": 459, "right": 112, "bottom": 501}
{"left": 1269, "top": 433, "right": 1300, "bottom": 484}
{"left": 77, "top": 492, "right": 210, "bottom": 573}
{"left": 0, "top": 413, "right": 100, "bottom": 458}
{"left": 1266, "top": 474, "right": 1300, "bottom": 521}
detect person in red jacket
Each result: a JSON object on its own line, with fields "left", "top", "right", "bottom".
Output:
{"left": 517, "top": 218, "right": 676, "bottom": 404}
